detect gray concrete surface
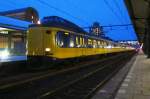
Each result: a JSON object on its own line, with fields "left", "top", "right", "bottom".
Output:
{"left": 92, "top": 54, "right": 136, "bottom": 99}
{"left": 115, "top": 54, "right": 150, "bottom": 99}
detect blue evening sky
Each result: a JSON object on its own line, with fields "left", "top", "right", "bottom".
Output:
{"left": 0, "top": 0, "right": 137, "bottom": 41}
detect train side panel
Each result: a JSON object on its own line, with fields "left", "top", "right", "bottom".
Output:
{"left": 28, "top": 27, "right": 133, "bottom": 60}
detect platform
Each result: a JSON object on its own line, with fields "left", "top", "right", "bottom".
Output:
{"left": 115, "top": 54, "right": 150, "bottom": 99}
{"left": 0, "top": 55, "right": 26, "bottom": 62}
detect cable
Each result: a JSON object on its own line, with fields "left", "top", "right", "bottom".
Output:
{"left": 114, "top": 0, "right": 126, "bottom": 23}
{"left": 113, "top": 0, "right": 133, "bottom": 37}
{"left": 63, "top": 0, "right": 94, "bottom": 20}
{"left": 103, "top": 0, "right": 136, "bottom": 40}
{"left": 103, "top": 0, "right": 124, "bottom": 24}
{"left": 83, "top": 24, "right": 133, "bottom": 28}
{"left": 37, "top": 0, "right": 90, "bottom": 25}
{"left": 1, "top": 1, "right": 15, "bottom": 8}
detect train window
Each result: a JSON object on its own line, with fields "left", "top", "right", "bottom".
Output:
{"left": 84, "top": 37, "right": 88, "bottom": 48}
{"left": 63, "top": 32, "right": 70, "bottom": 48}
{"left": 82, "top": 37, "right": 85, "bottom": 47}
{"left": 56, "top": 31, "right": 70, "bottom": 48}
{"left": 80, "top": 37, "right": 86, "bottom": 48}
{"left": 104, "top": 41, "right": 107, "bottom": 48}
{"left": 98, "top": 41, "right": 101, "bottom": 48}
{"left": 93, "top": 40, "right": 97, "bottom": 48}
{"left": 87, "top": 38, "right": 93, "bottom": 48}
{"left": 75, "top": 35, "right": 85, "bottom": 48}
{"left": 101, "top": 41, "right": 105, "bottom": 48}
{"left": 76, "top": 36, "right": 80, "bottom": 47}
{"left": 76, "top": 36, "right": 78, "bottom": 45}
{"left": 80, "top": 37, "right": 85, "bottom": 47}
{"left": 56, "top": 32, "right": 63, "bottom": 47}
{"left": 101, "top": 40, "right": 104, "bottom": 48}
{"left": 70, "top": 34, "right": 75, "bottom": 48}
{"left": 80, "top": 37, "right": 82, "bottom": 46}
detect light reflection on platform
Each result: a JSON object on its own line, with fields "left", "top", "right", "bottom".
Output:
{"left": 0, "top": 55, "right": 27, "bottom": 62}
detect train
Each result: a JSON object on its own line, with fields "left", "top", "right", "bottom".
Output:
{"left": 27, "top": 16, "right": 134, "bottom": 69}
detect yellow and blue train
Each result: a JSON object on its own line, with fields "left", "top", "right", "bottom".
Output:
{"left": 27, "top": 16, "right": 134, "bottom": 68}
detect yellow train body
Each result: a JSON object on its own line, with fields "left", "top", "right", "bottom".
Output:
{"left": 27, "top": 27, "right": 132, "bottom": 59}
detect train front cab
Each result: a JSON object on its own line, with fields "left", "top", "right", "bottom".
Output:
{"left": 27, "top": 27, "right": 56, "bottom": 68}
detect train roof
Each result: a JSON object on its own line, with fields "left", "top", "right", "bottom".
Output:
{"left": 29, "top": 16, "right": 117, "bottom": 44}
{"left": 30, "top": 16, "right": 87, "bottom": 34}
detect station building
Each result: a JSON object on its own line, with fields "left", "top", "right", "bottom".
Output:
{"left": 0, "top": 7, "right": 39, "bottom": 56}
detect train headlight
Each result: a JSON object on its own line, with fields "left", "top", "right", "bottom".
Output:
{"left": 45, "top": 48, "right": 51, "bottom": 52}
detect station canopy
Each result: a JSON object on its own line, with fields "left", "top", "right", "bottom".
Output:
{"left": 125, "top": 0, "right": 149, "bottom": 43}
{"left": 0, "top": 15, "right": 30, "bottom": 31}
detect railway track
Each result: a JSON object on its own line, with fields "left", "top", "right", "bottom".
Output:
{"left": 0, "top": 51, "right": 135, "bottom": 99}
{"left": 39, "top": 52, "right": 132, "bottom": 99}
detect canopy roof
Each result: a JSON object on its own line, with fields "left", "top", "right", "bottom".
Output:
{"left": 125, "top": 0, "right": 149, "bottom": 43}
{"left": 0, "top": 15, "right": 30, "bottom": 30}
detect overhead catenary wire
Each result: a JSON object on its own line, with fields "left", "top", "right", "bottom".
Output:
{"left": 82, "top": 24, "right": 133, "bottom": 35}
{"left": 1, "top": 0, "right": 15, "bottom": 8}
{"left": 37, "top": 0, "right": 90, "bottom": 25}
{"left": 114, "top": 0, "right": 126, "bottom": 24}
{"left": 63, "top": 0, "right": 98, "bottom": 22}
{"left": 103, "top": 0, "right": 124, "bottom": 24}
{"left": 82, "top": 24, "right": 133, "bottom": 29}
{"left": 113, "top": 0, "right": 132, "bottom": 36}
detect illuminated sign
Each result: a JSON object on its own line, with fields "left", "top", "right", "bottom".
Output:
{"left": 0, "top": 31, "right": 8, "bottom": 34}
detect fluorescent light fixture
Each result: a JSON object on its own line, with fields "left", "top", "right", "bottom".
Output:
{"left": 0, "top": 27, "right": 8, "bottom": 30}
{"left": 0, "top": 49, "right": 10, "bottom": 59}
